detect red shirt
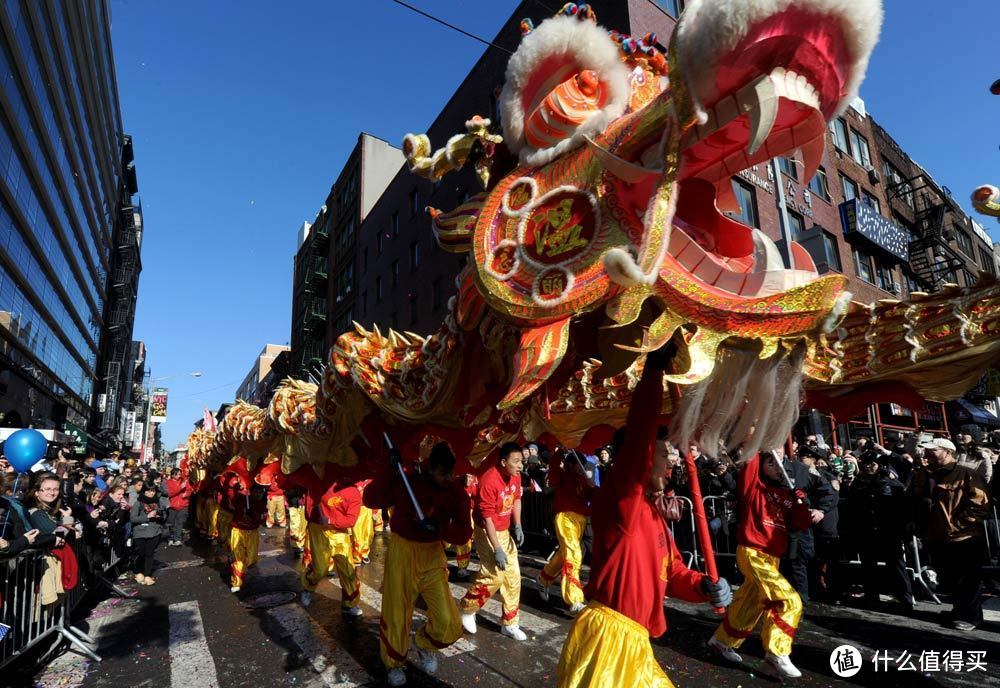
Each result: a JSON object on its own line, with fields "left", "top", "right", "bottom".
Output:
{"left": 232, "top": 490, "right": 267, "bottom": 530}
{"left": 474, "top": 465, "right": 521, "bottom": 531}
{"left": 587, "top": 363, "right": 707, "bottom": 638}
{"left": 285, "top": 467, "right": 362, "bottom": 530}
{"left": 548, "top": 453, "right": 591, "bottom": 516}
{"left": 166, "top": 478, "right": 192, "bottom": 510}
{"left": 266, "top": 481, "right": 284, "bottom": 498}
{"left": 736, "top": 454, "right": 812, "bottom": 557}
{"left": 365, "top": 468, "right": 472, "bottom": 544}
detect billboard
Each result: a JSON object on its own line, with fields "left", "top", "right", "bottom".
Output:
{"left": 132, "top": 422, "right": 145, "bottom": 451}
{"left": 150, "top": 387, "right": 168, "bottom": 423}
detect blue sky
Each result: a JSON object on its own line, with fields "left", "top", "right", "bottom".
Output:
{"left": 110, "top": 0, "right": 998, "bottom": 450}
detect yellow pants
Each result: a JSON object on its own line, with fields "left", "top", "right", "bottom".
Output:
{"left": 206, "top": 500, "right": 220, "bottom": 539}
{"left": 230, "top": 526, "right": 260, "bottom": 588}
{"left": 351, "top": 505, "right": 374, "bottom": 564}
{"left": 217, "top": 509, "right": 233, "bottom": 552}
{"left": 557, "top": 602, "right": 673, "bottom": 688}
{"left": 447, "top": 514, "right": 474, "bottom": 570}
{"left": 195, "top": 497, "right": 207, "bottom": 534}
{"left": 266, "top": 495, "right": 287, "bottom": 527}
{"left": 288, "top": 506, "right": 307, "bottom": 551}
{"left": 540, "top": 511, "right": 587, "bottom": 606}
{"left": 379, "top": 533, "right": 463, "bottom": 669}
{"left": 302, "top": 523, "right": 359, "bottom": 609}
{"left": 712, "top": 545, "right": 802, "bottom": 657}
{"left": 372, "top": 508, "right": 384, "bottom": 532}
{"left": 460, "top": 527, "right": 520, "bottom": 625}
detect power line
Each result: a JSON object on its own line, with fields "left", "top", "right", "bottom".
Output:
{"left": 388, "top": 0, "right": 513, "bottom": 55}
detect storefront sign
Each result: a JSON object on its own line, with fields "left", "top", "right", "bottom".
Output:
{"left": 62, "top": 421, "right": 88, "bottom": 455}
{"left": 150, "top": 387, "right": 168, "bottom": 423}
{"left": 738, "top": 166, "right": 774, "bottom": 195}
{"left": 840, "top": 199, "right": 909, "bottom": 261}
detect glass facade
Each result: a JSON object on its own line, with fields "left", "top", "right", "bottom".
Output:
{"left": 0, "top": 1, "right": 125, "bottom": 429}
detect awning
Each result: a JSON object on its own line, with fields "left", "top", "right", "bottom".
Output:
{"left": 954, "top": 399, "right": 1000, "bottom": 428}
{"left": 0, "top": 427, "right": 74, "bottom": 444}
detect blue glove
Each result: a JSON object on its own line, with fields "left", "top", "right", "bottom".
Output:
{"left": 701, "top": 576, "right": 732, "bottom": 607}
{"left": 494, "top": 547, "right": 508, "bottom": 571}
{"left": 512, "top": 523, "right": 524, "bottom": 548}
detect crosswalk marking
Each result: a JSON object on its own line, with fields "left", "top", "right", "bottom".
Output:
{"left": 266, "top": 599, "right": 374, "bottom": 687}
{"left": 168, "top": 601, "right": 221, "bottom": 688}
{"left": 158, "top": 548, "right": 283, "bottom": 571}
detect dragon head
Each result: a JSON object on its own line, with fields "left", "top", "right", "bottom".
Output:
{"left": 412, "top": 0, "right": 882, "bottom": 409}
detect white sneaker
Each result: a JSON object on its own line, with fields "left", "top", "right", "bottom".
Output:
{"left": 230, "top": 586, "right": 241, "bottom": 593}
{"left": 537, "top": 574, "right": 550, "bottom": 602}
{"left": 455, "top": 568, "right": 470, "bottom": 580}
{"left": 386, "top": 667, "right": 407, "bottom": 686}
{"left": 500, "top": 625, "right": 527, "bottom": 641}
{"left": 461, "top": 612, "right": 477, "bottom": 634}
{"left": 300, "top": 590, "right": 313, "bottom": 607}
{"left": 708, "top": 637, "right": 743, "bottom": 664}
{"left": 415, "top": 648, "right": 438, "bottom": 675}
{"left": 342, "top": 605, "right": 363, "bottom": 617}
{"left": 765, "top": 652, "right": 802, "bottom": 678}
{"left": 568, "top": 602, "right": 585, "bottom": 616}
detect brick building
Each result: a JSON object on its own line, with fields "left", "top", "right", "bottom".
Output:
{"left": 234, "top": 343, "right": 290, "bottom": 406}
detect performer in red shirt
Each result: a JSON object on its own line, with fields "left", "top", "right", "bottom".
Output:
{"left": 229, "top": 480, "right": 267, "bottom": 593}
{"left": 538, "top": 449, "right": 592, "bottom": 614}
{"left": 292, "top": 467, "right": 364, "bottom": 617}
{"left": 365, "top": 442, "right": 473, "bottom": 687}
{"left": 448, "top": 473, "right": 477, "bottom": 579}
{"left": 460, "top": 442, "right": 527, "bottom": 641}
{"left": 709, "top": 450, "right": 813, "bottom": 678}
{"left": 557, "top": 343, "right": 732, "bottom": 687}
{"left": 265, "top": 479, "right": 287, "bottom": 528}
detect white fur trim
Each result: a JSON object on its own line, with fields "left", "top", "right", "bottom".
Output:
{"left": 531, "top": 267, "right": 575, "bottom": 307}
{"left": 603, "top": 247, "right": 645, "bottom": 287}
{"left": 821, "top": 291, "right": 852, "bottom": 334}
{"left": 501, "top": 177, "right": 540, "bottom": 218}
{"left": 675, "top": 0, "right": 882, "bottom": 118}
{"left": 500, "top": 14, "right": 631, "bottom": 165}
{"left": 515, "top": 185, "right": 601, "bottom": 271}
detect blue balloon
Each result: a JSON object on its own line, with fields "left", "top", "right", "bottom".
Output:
{"left": 4, "top": 428, "right": 48, "bottom": 472}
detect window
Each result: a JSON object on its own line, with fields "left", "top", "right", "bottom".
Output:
{"left": 807, "top": 166, "right": 831, "bottom": 202}
{"left": 778, "top": 156, "right": 798, "bottom": 181}
{"left": 904, "top": 270, "right": 925, "bottom": 295}
{"left": 963, "top": 269, "right": 976, "bottom": 287}
{"left": 882, "top": 161, "right": 914, "bottom": 210}
{"left": 391, "top": 260, "right": 399, "bottom": 286}
{"left": 979, "top": 247, "right": 996, "bottom": 275}
{"left": 377, "top": 231, "right": 383, "bottom": 256}
{"left": 410, "top": 189, "right": 420, "bottom": 216}
{"left": 654, "top": 0, "right": 684, "bottom": 17}
{"left": 410, "top": 241, "right": 420, "bottom": 270}
{"left": 941, "top": 267, "right": 958, "bottom": 285}
{"left": 409, "top": 294, "right": 418, "bottom": 325}
{"left": 821, "top": 231, "right": 842, "bottom": 272}
{"left": 840, "top": 173, "right": 858, "bottom": 202}
{"left": 730, "top": 178, "right": 759, "bottom": 228}
{"left": 392, "top": 211, "right": 399, "bottom": 237}
{"left": 853, "top": 246, "right": 874, "bottom": 284}
{"left": 955, "top": 230, "right": 973, "bottom": 256}
{"left": 861, "top": 190, "right": 880, "bottom": 213}
{"left": 786, "top": 210, "right": 805, "bottom": 239}
{"left": 432, "top": 279, "right": 442, "bottom": 310}
{"left": 831, "top": 118, "right": 849, "bottom": 152}
{"left": 376, "top": 276, "right": 382, "bottom": 303}
{"left": 875, "top": 262, "right": 896, "bottom": 293}
{"left": 848, "top": 128, "right": 871, "bottom": 168}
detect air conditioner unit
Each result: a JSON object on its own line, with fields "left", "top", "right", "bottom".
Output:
{"left": 867, "top": 168, "right": 881, "bottom": 185}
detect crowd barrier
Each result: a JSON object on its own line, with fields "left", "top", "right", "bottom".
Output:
{"left": 521, "top": 492, "right": 1000, "bottom": 599}
{"left": 0, "top": 518, "right": 131, "bottom": 671}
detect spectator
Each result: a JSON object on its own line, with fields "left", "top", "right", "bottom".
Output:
{"left": 781, "top": 450, "right": 837, "bottom": 602}
{"left": 131, "top": 482, "right": 165, "bottom": 585}
{"left": 166, "top": 468, "right": 192, "bottom": 546}
{"left": 102, "top": 479, "right": 132, "bottom": 524}
{"left": 0, "top": 472, "right": 52, "bottom": 554}
{"left": 27, "top": 472, "right": 76, "bottom": 537}
{"left": 958, "top": 446, "right": 994, "bottom": 484}
{"left": 127, "top": 476, "right": 145, "bottom": 505}
{"left": 914, "top": 438, "right": 990, "bottom": 631}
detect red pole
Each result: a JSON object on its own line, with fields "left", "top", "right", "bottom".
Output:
{"left": 683, "top": 449, "right": 723, "bottom": 615}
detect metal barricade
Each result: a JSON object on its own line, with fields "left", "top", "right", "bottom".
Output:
{"left": 668, "top": 496, "right": 699, "bottom": 569}
{"left": 701, "top": 495, "right": 738, "bottom": 562}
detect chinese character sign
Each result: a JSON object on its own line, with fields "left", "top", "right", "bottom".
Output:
{"left": 150, "top": 388, "right": 169, "bottom": 423}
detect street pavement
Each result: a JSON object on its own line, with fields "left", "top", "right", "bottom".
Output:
{"left": 17, "top": 527, "right": 1000, "bottom": 688}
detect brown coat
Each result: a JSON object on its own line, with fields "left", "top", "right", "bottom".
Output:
{"left": 927, "top": 464, "right": 990, "bottom": 544}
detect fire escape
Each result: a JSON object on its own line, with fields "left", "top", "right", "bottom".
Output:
{"left": 299, "top": 220, "right": 328, "bottom": 379}
{"left": 886, "top": 174, "right": 965, "bottom": 292}
{"left": 95, "top": 136, "right": 142, "bottom": 440}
